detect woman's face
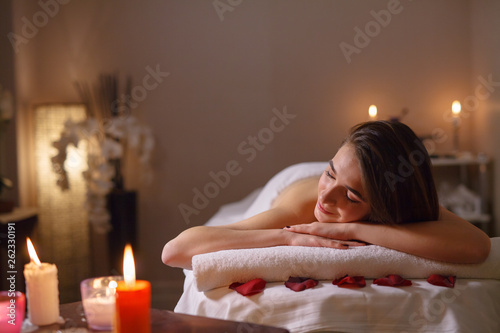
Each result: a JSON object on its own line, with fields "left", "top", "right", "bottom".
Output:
{"left": 315, "top": 144, "right": 371, "bottom": 223}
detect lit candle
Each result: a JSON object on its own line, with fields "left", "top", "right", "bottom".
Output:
{"left": 451, "top": 100, "right": 461, "bottom": 117}
{"left": 368, "top": 104, "right": 378, "bottom": 121}
{"left": 451, "top": 100, "right": 461, "bottom": 153}
{"left": 115, "top": 244, "right": 151, "bottom": 333}
{"left": 0, "top": 291, "right": 25, "bottom": 333}
{"left": 80, "top": 276, "right": 122, "bottom": 330}
{"left": 23, "top": 238, "right": 60, "bottom": 326}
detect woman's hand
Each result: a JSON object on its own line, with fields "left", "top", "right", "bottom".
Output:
{"left": 283, "top": 222, "right": 366, "bottom": 248}
{"left": 284, "top": 221, "right": 353, "bottom": 241}
{"left": 285, "top": 208, "right": 491, "bottom": 264}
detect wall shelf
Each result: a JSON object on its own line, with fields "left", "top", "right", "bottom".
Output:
{"left": 431, "top": 154, "right": 492, "bottom": 234}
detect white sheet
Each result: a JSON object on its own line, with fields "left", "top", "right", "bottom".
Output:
{"left": 175, "top": 162, "right": 500, "bottom": 332}
{"left": 176, "top": 271, "right": 500, "bottom": 333}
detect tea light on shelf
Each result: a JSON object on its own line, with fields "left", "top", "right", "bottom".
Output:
{"left": 80, "top": 276, "right": 123, "bottom": 330}
{"left": 451, "top": 100, "right": 461, "bottom": 152}
{"left": 115, "top": 244, "right": 151, "bottom": 333}
{"left": 451, "top": 100, "right": 461, "bottom": 118}
{"left": 368, "top": 104, "right": 378, "bottom": 121}
{"left": 23, "top": 238, "right": 60, "bottom": 326}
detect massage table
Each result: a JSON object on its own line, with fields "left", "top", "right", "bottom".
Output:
{"left": 174, "top": 162, "right": 500, "bottom": 333}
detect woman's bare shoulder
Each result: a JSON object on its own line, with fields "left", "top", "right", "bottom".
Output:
{"left": 220, "top": 176, "right": 319, "bottom": 230}
{"left": 272, "top": 176, "right": 319, "bottom": 213}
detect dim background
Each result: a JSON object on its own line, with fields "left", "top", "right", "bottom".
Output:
{"left": 1, "top": 0, "right": 499, "bottom": 309}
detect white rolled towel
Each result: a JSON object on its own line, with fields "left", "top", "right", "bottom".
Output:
{"left": 192, "top": 238, "right": 500, "bottom": 292}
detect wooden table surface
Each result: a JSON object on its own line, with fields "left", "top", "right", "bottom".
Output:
{"left": 23, "top": 302, "right": 290, "bottom": 333}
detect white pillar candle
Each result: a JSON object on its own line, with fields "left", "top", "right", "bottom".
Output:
{"left": 23, "top": 262, "right": 60, "bottom": 326}
{"left": 23, "top": 238, "right": 60, "bottom": 326}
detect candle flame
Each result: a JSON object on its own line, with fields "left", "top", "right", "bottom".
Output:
{"left": 368, "top": 105, "right": 377, "bottom": 118}
{"left": 452, "top": 100, "right": 461, "bottom": 116}
{"left": 107, "top": 280, "right": 118, "bottom": 297}
{"left": 123, "top": 244, "right": 136, "bottom": 286}
{"left": 26, "top": 237, "right": 42, "bottom": 266}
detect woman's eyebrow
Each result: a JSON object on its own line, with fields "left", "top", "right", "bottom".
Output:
{"left": 329, "top": 160, "right": 366, "bottom": 202}
{"left": 329, "top": 160, "right": 335, "bottom": 173}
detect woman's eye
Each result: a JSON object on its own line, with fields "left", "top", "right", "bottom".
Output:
{"left": 346, "top": 193, "right": 359, "bottom": 204}
{"left": 325, "top": 171, "right": 335, "bottom": 179}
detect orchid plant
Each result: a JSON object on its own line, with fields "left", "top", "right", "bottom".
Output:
{"left": 51, "top": 74, "right": 154, "bottom": 232}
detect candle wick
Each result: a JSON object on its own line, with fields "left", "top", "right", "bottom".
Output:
{"left": 31, "top": 259, "right": 42, "bottom": 268}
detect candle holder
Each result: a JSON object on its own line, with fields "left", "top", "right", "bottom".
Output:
{"left": 0, "top": 291, "right": 25, "bottom": 333}
{"left": 80, "top": 276, "right": 123, "bottom": 330}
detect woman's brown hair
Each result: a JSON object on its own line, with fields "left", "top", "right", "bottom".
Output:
{"left": 343, "top": 121, "right": 439, "bottom": 224}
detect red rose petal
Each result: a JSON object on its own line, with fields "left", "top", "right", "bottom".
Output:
{"left": 427, "top": 274, "right": 456, "bottom": 288}
{"left": 229, "top": 278, "right": 266, "bottom": 296}
{"left": 332, "top": 275, "right": 366, "bottom": 288}
{"left": 285, "top": 276, "right": 319, "bottom": 292}
{"left": 373, "top": 274, "right": 412, "bottom": 287}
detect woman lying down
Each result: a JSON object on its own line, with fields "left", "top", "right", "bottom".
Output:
{"left": 162, "top": 121, "right": 490, "bottom": 270}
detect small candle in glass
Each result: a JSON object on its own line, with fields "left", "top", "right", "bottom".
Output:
{"left": 0, "top": 291, "right": 26, "bottom": 333}
{"left": 80, "top": 276, "right": 123, "bottom": 330}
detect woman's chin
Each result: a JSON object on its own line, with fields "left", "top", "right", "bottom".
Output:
{"left": 314, "top": 210, "right": 340, "bottom": 223}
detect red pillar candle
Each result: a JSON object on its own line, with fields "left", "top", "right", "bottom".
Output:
{"left": 115, "top": 244, "right": 151, "bottom": 333}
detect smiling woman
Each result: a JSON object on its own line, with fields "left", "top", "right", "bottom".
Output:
{"left": 313, "top": 147, "right": 371, "bottom": 223}
{"left": 162, "top": 121, "right": 491, "bottom": 270}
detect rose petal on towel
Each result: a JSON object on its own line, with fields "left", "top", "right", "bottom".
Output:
{"left": 427, "top": 274, "right": 456, "bottom": 288}
{"left": 332, "top": 275, "right": 366, "bottom": 288}
{"left": 229, "top": 278, "right": 267, "bottom": 296}
{"left": 373, "top": 274, "right": 412, "bottom": 287}
{"left": 285, "top": 276, "right": 319, "bottom": 292}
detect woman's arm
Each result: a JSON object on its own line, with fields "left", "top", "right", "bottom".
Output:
{"left": 162, "top": 206, "right": 296, "bottom": 269}
{"left": 162, "top": 177, "right": 362, "bottom": 269}
{"left": 285, "top": 206, "right": 491, "bottom": 264}
{"left": 162, "top": 223, "right": 288, "bottom": 269}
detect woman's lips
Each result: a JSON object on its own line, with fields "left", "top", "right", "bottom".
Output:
{"left": 317, "top": 201, "right": 333, "bottom": 215}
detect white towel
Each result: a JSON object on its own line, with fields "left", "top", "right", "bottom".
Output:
{"left": 192, "top": 238, "right": 500, "bottom": 291}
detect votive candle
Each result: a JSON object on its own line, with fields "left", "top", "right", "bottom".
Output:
{"left": 0, "top": 291, "right": 26, "bottom": 333}
{"left": 80, "top": 276, "right": 122, "bottom": 330}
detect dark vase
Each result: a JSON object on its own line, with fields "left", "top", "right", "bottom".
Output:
{"left": 0, "top": 200, "right": 14, "bottom": 213}
{"left": 106, "top": 189, "right": 137, "bottom": 274}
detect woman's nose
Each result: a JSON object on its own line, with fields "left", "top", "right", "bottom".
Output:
{"left": 321, "top": 184, "right": 339, "bottom": 205}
